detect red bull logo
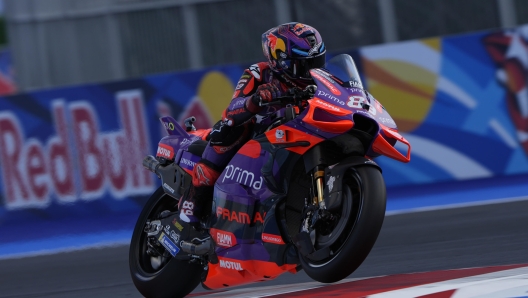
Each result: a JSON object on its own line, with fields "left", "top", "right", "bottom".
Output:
{"left": 267, "top": 32, "right": 285, "bottom": 59}
{"left": 292, "top": 23, "right": 312, "bottom": 36}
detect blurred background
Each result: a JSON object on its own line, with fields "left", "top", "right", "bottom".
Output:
{"left": 2, "top": 0, "right": 528, "bottom": 92}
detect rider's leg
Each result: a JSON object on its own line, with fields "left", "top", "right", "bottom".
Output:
{"left": 178, "top": 159, "right": 220, "bottom": 224}
{"left": 178, "top": 121, "right": 253, "bottom": 225}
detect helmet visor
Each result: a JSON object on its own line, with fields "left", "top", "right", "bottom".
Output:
{"left": 284, "top": 52, "right": 326, "bottom": 79}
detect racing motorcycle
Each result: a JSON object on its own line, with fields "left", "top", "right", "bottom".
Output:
{"left": 129, "top": 54, "right": 411, "bottom": 298}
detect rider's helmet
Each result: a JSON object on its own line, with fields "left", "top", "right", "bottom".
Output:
{"left": 262, "top": 23, "right": 326, "bottom": 86}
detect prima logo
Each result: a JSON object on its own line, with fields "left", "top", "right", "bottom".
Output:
{"left": 221, "top": 165, "right": 263, "bottom": 190}
{"left": 317, "top": 90, "right": 345, "bottom": 106}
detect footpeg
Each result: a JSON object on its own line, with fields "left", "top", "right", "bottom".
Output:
{"left": 181, "top": 237, "right": 214, "bottom": 255}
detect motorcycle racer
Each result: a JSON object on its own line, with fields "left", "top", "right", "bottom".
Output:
{"left": 177, "top": 23, "right": 327, "bottom": 234}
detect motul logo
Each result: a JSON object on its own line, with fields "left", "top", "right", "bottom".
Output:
{"left": 156, "top": 144, "right": 174, "bottom": 159}
{"left": 219, "top": 260, "right": 243, "bottom": 271}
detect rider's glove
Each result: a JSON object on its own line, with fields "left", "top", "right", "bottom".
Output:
{"left": 255, "top": 83, "right": 282, "bottom": 103}
{"left": 247, "top": 83, "right": 282, "bottom": 113}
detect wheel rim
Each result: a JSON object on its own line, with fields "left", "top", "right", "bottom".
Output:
{"left": 136, "top": 193, "right": 179, "bottom": 275}
{"left": 307, "top": 169, "right": 363, "bottom": 266}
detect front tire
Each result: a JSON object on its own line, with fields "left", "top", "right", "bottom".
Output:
{"left": 300, "top": 166, "right": 386, "bottom": 283}
{"left": 129, "top": 187, "right": 203, "bottom": 298}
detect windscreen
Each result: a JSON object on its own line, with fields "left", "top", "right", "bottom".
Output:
{"left": 323, "top": 54, "right": 364, "bottom": 89}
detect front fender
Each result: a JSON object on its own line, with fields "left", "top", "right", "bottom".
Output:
{"left": 323, "top": 156, "right": 381, "bottom": 211}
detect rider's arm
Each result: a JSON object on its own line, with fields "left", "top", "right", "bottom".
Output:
{"left": 222, "top": 62, "right": 274, "bottom": 127}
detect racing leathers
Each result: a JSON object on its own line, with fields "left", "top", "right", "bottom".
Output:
{"left": 179, "top": 62, "right": 296, "bottom": 224}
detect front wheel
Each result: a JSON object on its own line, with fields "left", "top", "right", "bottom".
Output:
{"left": 129, "top": 187, "right": 203, "bottom": 298}
{"left": 300, "top": 166, "right": 386, "bottom": 283}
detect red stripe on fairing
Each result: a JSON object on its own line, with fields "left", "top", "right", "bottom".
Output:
{"left": 270, "top": 264, "right": 528, "bottom": 297}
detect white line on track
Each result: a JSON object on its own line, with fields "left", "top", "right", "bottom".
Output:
{"left": 385, "top": 195, "right": 528, "bottom": 216}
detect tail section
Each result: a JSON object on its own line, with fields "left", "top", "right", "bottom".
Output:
{"left": 160, "top": 116, "right": 190, "bottom": 137}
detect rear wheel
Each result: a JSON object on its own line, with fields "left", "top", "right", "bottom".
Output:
{"left": 129, "top": 187, "right": 203, "bottom": 298}
{"left": 299, "top": 166, "right": 386, "bottom": 283}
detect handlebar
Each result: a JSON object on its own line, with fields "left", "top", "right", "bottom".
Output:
{"left": 259, "top": 85, "right": 317, "bottom": 107}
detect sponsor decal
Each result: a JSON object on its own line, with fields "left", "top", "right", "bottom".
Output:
{"left": 216, "top": 206, "right": 266, "bottom": 224}
{"left": 378, "top": 117, "right": 396, "bottom": 126}
{"left": 0, "top": 91, "right": 154, "bottom": 209}
{"left": 235, "top": 79, "right": 248, "bottom": 91}
{"left": 219, "top": 259, "right": 243, "bottom": 271}
{"left": 348, "top": 87, "right": 363, "bottom": 93}
{"left": 356, "top": 110, "right": 373, "bottom": 118}
{"left": 158, "top": 232, "right": 179, "bottom": 256}
{"left": 347, "top": 96, "right": 377, "bottom": 115}
{"left": 327, "top": 176, "right": 336, "bottom": 192}
{"left": 172, "top": 218, "right": 184, "bottom": 231}
{"left": 292, "top": 23, "right": 312, "bottom": 36}
{"left": 226, "top": 108, "right": 245, "bottom": 117}
{"left": 156, "top": 143, "right": 174, "bottom": 159}
{"left": 266, "top": 33, "right": 286, "bottom": 60}
{"left": 313, "top": 69, "right": 335, "bottom": 84}
{"left": 275, "top": 129, "right": 284, "bottom": 140}
{"left": 180, "top": 157, "right": 196, "bottom": 168}
{"left": 162, "top": 121, "right": 175, "bottom": 131}
{"left": 349, "top": 79, "right": 363, "bottom": 88}
{"left": 262, "top": 233, "right": 285, "bottom": 244}
{"left": 182, "top": 200, "right": 194, "bottom": 216}
{"left": 240, "top": 74, "right": 251, "bottom": 79}
{"left": 170, "top": 230, "right": 180, "bottom": 243}
{"left": 308, "top": 41, "right": 323, "bottom": 56}
{"left": 163, "top": 182, "right": 175, "bottom": 194}
{"left": 315, "top": 99, "right": 342, "bottom": 112}
{"left": 249, "top": 64, "right": 261, "bottom": 80}
{"left": 311, "top": 71, "right": 341, "bottom": 95}
{"left": 211, "top": 228, "right": 237, "bottom": 248}
{"left": 375, "top": 100, "right": 384, "bottom": 113}
{"left": 221, "top": 165, "right": 263, "bottom": 190}
{"left": 317, "top": 90, "right": 345, "bottom": 106}
{"left": 179, "top": 137, "right": 197, "bottom": 147}
{"left": 231, "top": 99, "right": 245, "bottom": 108}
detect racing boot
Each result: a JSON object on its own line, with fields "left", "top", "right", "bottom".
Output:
{"left": 176, "top": 161, "right": 219, "bottom": 255}
{"left": 172, "top": 185, "right": 214, "bottom": 255}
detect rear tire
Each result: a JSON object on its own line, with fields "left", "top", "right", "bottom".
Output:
{"left": 129, "top": 187, "right": 203, "bottom": 298}
{"left": 300, "top": 166, "right": 386, "bottom": 283}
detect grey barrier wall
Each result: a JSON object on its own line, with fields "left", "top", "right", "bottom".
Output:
{"left": 4, "top": 0, "right": 528, "bottom": 92}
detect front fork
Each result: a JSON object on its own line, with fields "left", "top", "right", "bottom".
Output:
{"left": 313, "top": 166, "right": 326, "bottom": 209}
